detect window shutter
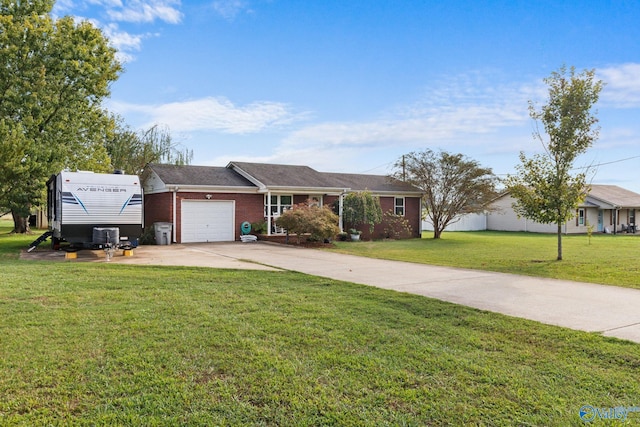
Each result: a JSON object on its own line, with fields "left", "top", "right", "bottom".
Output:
{"left": 576, "top": 209, "right": 579, "bottom": 226}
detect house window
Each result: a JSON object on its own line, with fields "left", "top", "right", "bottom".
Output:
{"left": 266, "top": 194, "right": 293, "bottom": 215}
{"left": 395, "top": 197, "right": 405, "bottom": 216}
{"left": 631, "top": 210, "right": 636, "bottom": 226}
{"left": 578, "top": 208, "right": 585, "bottom": 226}
{"left": 308, "top": 196, "right": 322, "bottom": 207}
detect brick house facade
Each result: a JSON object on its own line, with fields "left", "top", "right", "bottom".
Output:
{"left": 143, "top": 162, "right": 423, "bottom": 243}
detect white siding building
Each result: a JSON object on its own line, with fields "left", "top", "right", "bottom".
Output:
{"left": 486, "top": 185, "right": 640, "bottom": 234}
{"left": 422, "top": 213, "right": 487, "bottom": 232}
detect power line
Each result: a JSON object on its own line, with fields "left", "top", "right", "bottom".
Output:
{"left": 358, "top": 162, "right": 394, "bottom": 174}
{"left": 495, "top": 154, "right": 640, "bottom": 176}
{"left": 572, "top": 154, "right": 640, "bottom": 170}
{"left": 359, "top": 153, "right": 639, "bottom": 176}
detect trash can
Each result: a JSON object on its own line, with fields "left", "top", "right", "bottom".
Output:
{"left": 154, "top": 222, "right": 172, "bottom": 245}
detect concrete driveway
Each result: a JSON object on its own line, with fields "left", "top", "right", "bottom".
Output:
{"left": 25, "top": 241, "right": 640, "bottom": 343}
{"left": 23, "top": 242, "right": 279, "bottom": 271}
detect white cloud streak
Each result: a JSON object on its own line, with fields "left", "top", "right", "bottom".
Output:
{"left": 104, "top": 0, "right": 183, "bottom": 24}
{"left": 113, "top": 97, "right": 307, "bottom": 134}
{"left": 279, "top": 75, "right": 534, "bottom": 155}
{"left": 211, "top": 0, "right": 252, "bottom": 20}
{"left": 271, "top": 65, "right": 640, "bottom": 172}
{"left": 59, "top": 0, "right": 182, "bottom": 24}
{"left": 598, "top": 63, "right": 640, "bottom": 108}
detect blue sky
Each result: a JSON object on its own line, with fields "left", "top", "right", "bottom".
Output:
{"left": 54, "top": 1, "right": 640, "bottom": 192}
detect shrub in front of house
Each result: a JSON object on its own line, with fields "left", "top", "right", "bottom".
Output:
{"left": 342, "top": 191, "right": 383, "bottom": 235}
{"left": 382, "top": 209, "right": 413, "bottom": 239}
{"left": 276, "top": 203, "right": 340, "bottom": 244}
{"left": 251, "top": 220, "right": 268, "bottom": 234}
{"left": 139, "top": 226, "right": 156, "bottom": 245}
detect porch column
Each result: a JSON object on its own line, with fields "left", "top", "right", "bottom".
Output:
{"left": 267, "top": 191, "right": 272, "bottom": 236}
{"left": 339, "top": 192, "right": 345, "bottom": 232}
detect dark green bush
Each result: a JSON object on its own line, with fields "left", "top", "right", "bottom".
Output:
{"left": 251, "top": 220, "right": 268, "bottom": 234}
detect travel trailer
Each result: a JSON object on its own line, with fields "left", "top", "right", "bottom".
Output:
{"left": 28, "top": 171, "right": 143, "bottom": 254}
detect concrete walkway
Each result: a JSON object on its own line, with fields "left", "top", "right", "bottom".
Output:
{"left": 26, "top": 242, "right": 640, "bottom": 343}
{"left": 178, "top": 242, "right": 640, "bottom": 343}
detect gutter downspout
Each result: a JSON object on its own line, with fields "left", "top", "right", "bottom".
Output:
{"left": 172, "top": 186, "right": 178, "bottom": 243}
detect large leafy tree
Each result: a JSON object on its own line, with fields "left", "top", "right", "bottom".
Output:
{"left": 0, "top": 0, "right": 121, "bottom": 233}
{"left": 505, "top": 66, "right": 603, "bottom": 260}
{"left": 392, "top": 150, "right": 497, "bottom": 239}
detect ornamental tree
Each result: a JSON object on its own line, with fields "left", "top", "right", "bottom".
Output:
{"left": 505, "top": 66, "right": 603, "bottom": 260}
{"left": 276, "top": 203, "right": 340, "bottom": 244}
{"left": 341, "top": 191, "right": 383, "bottom": 235}
{"left": 391, "top": 149, "right": 497, "bottom": 239}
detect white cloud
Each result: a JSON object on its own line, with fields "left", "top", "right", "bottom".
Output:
{"left": 598, "top": 63, "right": 640, "bottom": 108}
{"left": 56, "top": 0, "right": 182, "bottom": 23}
{"left": 100, "top": 22, "right": 149, "bottom": 62}
{"left": 105, "top": 0, "right": 183, "bottom": 24}
{"left": 55, "top": 1, "right": 183, "bottom": 62}
{"left": 211, "top": 0, "right": 252, "bottom": 20}
{"left": 87, "top": 0, "right": 124, "bottom": 7}
{"left": 196, "top": 67, "right": 640, "bottom": 178}
{"left": 112, "top": 97, "right": 307, "bottom": 134}
{"left": 52, "top": 0, "right": 78, "bottom": 15}
{"left": 204, "top": 74, "right": 535, "bottom": 173}
{"left": 279, "top": 76, "right": 532, "bottom": 155}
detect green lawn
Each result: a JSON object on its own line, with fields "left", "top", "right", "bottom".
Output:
{"left": 330, "top": 231, "right": 640, "bottom": 289}
{"left": 2, "top": 223, "right": 640, "bottom": 425}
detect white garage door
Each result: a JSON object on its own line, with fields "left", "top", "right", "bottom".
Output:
{"left": 181, "top": 200, "right": 235, "bottom": 243}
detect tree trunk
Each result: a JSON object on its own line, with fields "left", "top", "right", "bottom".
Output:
{"left": 431, "top": 217, "right": 441, "bottom": 239}
{"left": 556, "top": 223, "right": 563, "bottom": 261}
{"left": 11, "top": 210, "right": 31, "bottom": 234}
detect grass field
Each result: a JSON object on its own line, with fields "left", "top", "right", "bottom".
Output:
{"left": 2, "top": 222, "right": 640, "bottom": 425}
{"left": 330, "top": 231, "right": 640, "bottom": 289}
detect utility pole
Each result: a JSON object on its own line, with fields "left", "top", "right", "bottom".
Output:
{"left": 402, "top": 155, "right": 406, "bottom": 181}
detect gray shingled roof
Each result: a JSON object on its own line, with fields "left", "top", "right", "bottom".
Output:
{"left": 147, "top": 162, "right": 423, "bottom": 194}
{"left": 588, "top": 185, "right": 640, "bottom": 207}
{"left": 322, "top": 172, "right": 421, "bottom": 193}
{"left": 148, "top": 164, "right": 256, "bottom": 187}
{"left": 229, "top": 162, "right": 423, "bottom": 194}
{"left": 229, "top": 162, "right": 339, "bottom": 188}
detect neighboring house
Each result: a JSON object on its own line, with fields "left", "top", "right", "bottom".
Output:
{"left": 422, "top": 213, "right": 487, "bottom": 232}
{"left": 142, "top": 162, "right": 423, "bottom": 243}
{"left": 486, "top": 185, "right": 640, "bottom": 234}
